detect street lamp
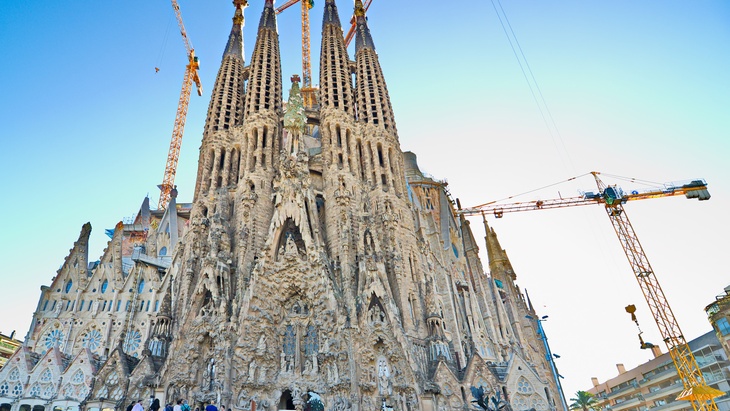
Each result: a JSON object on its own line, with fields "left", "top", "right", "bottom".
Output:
{"left": 526, "top": 315, "right": 568, "bottom": 411}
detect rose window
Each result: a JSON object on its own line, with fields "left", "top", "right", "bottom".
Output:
{"left": 123, "top": 330, "right": 142, "bottom": 355}
{"left": 44, "top": 329, "right": 65, "bottom": 350}
{"left": 82, "top": 329, "right": 103, "bottom": 353}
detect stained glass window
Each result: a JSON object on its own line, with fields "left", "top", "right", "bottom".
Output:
{"left": 111, "top": 386, "right": 124, "bottom": 400}
{"left": 29, "top": 384, "right": 41, "bottom": 397}
{"left": 63, "top": 384, "right": 75, "bottom": 399}
{"left": 123, "top": 330, "right": 142, "bottom": 355}
{"left": 40, "top": 369, "right": 53, "bottom": 382}
{"left": 517, "top": 377, "right": 533, "bottom": 394}
{"left": 44, "top": 329, "right": 65, "bottom": 350}
{"left": 283, "top": 325, "right": 296, "bottom": 355}
{"left": 42, "top": 385, "right": 55, "bottom": 398}
{"left": 78, "top": 385, "right": 90, "bottom": 399}
{"left": 11, "top": 383, "right": 23, "bottom": 396}
{"left": 82, "top": 329, "right": 103, "bottom": 353}
{"left": 71, "top": 370, "right": 85, "bottom": 384}
{"left": 304, "top": 325, "right": 318, "bottom": 356}
{"left": 8, "top": 367, "right": 20, "bottom": 381}
{"left": 105, "top": 371, "right": 119, "bottom": 386}
{"left": 0, "top": 382, "right": 8, "bottom": 396}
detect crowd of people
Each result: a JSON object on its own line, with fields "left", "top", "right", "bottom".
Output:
{"left": 128, "top": 397, "right": 223, "bottom": 411}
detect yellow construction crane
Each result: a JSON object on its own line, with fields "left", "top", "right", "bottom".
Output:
{"left": 276, "top": 0, "right": 317, "bottom": 108}
{"left": 459, "top": 172, "right": 723, "bottom": 411}
{"left": 158, "top": 0, "right": 203, "bottom": 209}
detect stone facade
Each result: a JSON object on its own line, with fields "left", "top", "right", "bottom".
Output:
{"left": 0, "top": 2, "right": 565, "bottom": 411}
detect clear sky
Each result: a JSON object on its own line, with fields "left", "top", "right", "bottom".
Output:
{"left": 1, "top": 0, "right": 728, "bottom": 401}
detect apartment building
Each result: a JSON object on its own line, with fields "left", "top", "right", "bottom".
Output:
{"left": 587, "top": 331, "right": 730, "bottom": 411}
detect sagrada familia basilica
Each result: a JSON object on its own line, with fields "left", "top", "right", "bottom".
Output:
{"left": 0, "top": 2, "right": 565, "bottom": 411}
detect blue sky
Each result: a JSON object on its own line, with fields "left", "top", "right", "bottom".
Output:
{"left": 1, "top": 0, "right": 729, "bottom": 399}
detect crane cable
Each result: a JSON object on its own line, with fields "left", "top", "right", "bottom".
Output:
{"left": 468, "top": 172, "right": 592, "bottom": 210}
{"left": 156, "top": 12, "right": 176, "bottom": 72}
{"left": 489, "top": 0, "right": 575, "bottom": 173}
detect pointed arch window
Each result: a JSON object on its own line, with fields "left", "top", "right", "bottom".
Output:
{"left": 303, "top": 325, "right": 318, "bottom": 356}
{"left": 8, "top": 367, "right": 20, "bottom": 381}
{"left": 283, "top": 325, "right": 296, "bottom": 356}
{"left": 11, "top": 383, "right": 22, "bottom": 397}
{"left": 101, "top": 279, "right": 108, "bottom": 294}
{"left": 138, "top": 279, "right": 145, "bottom": 294}
{"left": 0, "top": 382, "right": 8, "bottom": 396}
{"left": 40, "top": 369, "right": 53, "bottom": 382}
{"left": 71, "top": 370, "right": 84, "bottom": 384}
{"left": 29, "top": 384, "right": 41, "bottom": 397}
{"left": 64, "top": 280, "right": 73, "bottom": 294}
{"left": 42, "top": 385, "right": 55, "bottom": 398}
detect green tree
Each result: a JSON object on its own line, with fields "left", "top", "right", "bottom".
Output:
{"left": 569, "top": 391, "right": 598, "bottom": 411}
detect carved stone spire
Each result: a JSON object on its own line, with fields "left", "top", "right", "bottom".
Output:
{"left": 319, "top": 0, "right": 355, "bottom": 116}
{"left": 195, "top": 1, "right": 248, "bottom": 200}
{"left": 243, "top": 0, "right": 282, "bottom": 119}
{"left": 354, "top": 2, "right": 395, "bottom": 131}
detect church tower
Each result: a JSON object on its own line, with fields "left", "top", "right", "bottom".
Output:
{"left": 3, "top": 2, "right": 566, "bottom": 411}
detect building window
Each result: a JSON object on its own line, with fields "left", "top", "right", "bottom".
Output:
{"left": 138, "top": 280, "right": 145, "bottom": 294}
{"left": 65, "top": 280, "right": 73, "bottom": 294}
{"left": 717, "top": 317, "right": 730, "bottom": 336}
{"left": 101, "top": 279, "right": 108, "bottom": 294}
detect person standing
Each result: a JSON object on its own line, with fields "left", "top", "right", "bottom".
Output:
{"left": 151, "top": 398, "right": 161, "bottom": 411}
{"left": 181, "top": 400, "right": 191, "bottom": 411}
{"left": 205, "top": 400, "right": 218, "bottom": 411}
{"left": 174, "top": 400, "right": 183, "bottom": 411}
{"left": 132, "top": 400, "right": 145, "bottom": 411}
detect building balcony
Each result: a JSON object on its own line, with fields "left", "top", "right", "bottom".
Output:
{"left": 641, "top": 367, "right": 676, "bottom": 385}
{"left": 697, "top": 354, "right": 729, "bottom": 369}
{"left": 612, "top": 396, "right": 642, "bottom": 411}
{"left": 607, "top": 383, "right": 639, "bottom": 398}
{"left": 647, "top": 400, "right": 690, "bottom": 411}
{"left": 644, "top": 382, "right": 683, "bottom": 401}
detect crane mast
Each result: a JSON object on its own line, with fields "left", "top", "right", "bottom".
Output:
{"left": 276, "top": 0, "right": 317, "bottom": 108}
{"left": 461, "top": 172, "right": 721, "bottom": 411}
{"left": 158, "top": 0, "right": 203, "bottom": 209}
